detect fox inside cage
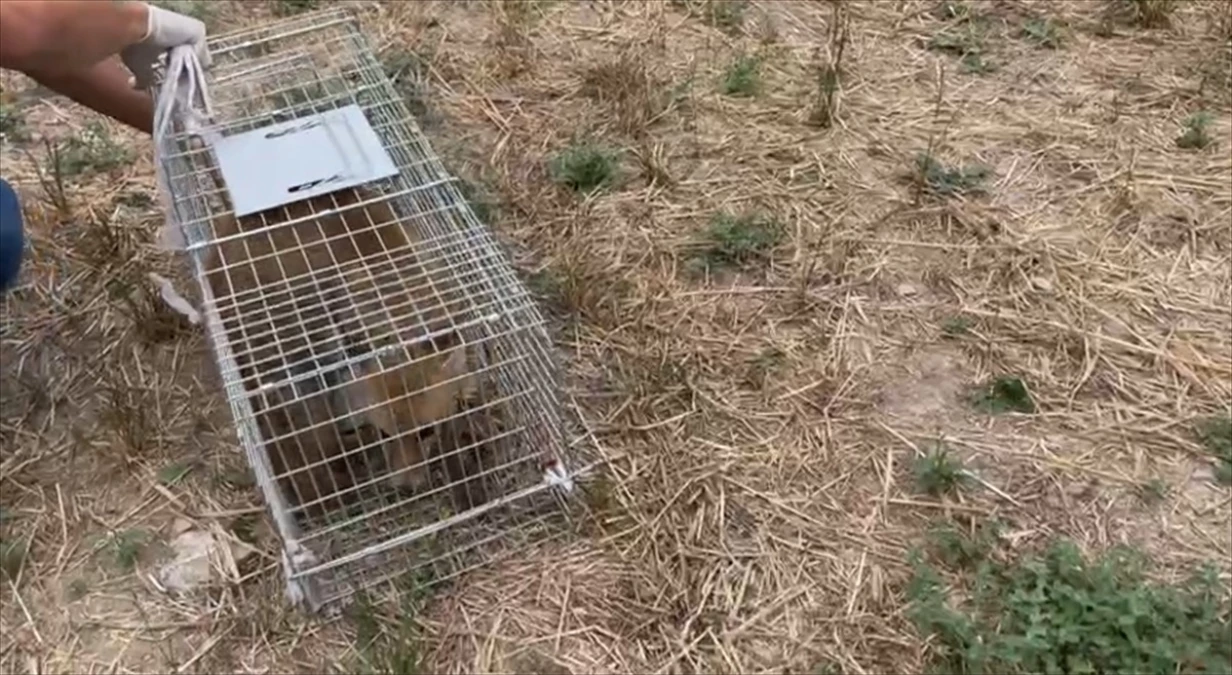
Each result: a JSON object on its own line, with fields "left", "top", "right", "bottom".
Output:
{"left": 152, "top": 7, "right": 598, "bottom": 611}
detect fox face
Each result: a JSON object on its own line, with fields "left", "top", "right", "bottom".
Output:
{"left": 344, "top": 331, "right": 475, "bottom": 493}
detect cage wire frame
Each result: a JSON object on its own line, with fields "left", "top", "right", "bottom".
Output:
{"left": 153, "top": 6, "right": 605, "bottom": 612}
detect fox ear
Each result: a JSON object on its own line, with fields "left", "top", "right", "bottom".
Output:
{"left": 439, "top": 345, "right": 467, "bottom": 378}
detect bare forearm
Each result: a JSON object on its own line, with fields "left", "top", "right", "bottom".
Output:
{"left": 26, "top": 58, "right": 155, "bottom": 135}
{"left": 0, "top": 1, "right": 149, "bottom": 76}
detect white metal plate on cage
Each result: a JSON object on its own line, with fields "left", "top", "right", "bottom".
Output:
{"left": 210, "top": 104, "right": 399, "bottom": 217}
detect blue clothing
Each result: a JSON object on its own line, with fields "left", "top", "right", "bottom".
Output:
{"left": 0, "top": 177, "right": 23, "bottom": 292}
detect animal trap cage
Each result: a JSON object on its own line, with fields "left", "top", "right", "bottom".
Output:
{"left": 154, "top": 7, "right": 598, "bottom": 611}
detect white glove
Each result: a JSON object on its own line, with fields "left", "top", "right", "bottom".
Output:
{"left": 120, "top": 4, "right": 211, "bottom": 90}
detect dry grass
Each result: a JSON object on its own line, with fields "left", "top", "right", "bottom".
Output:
{"left": 2, "top": 0, "right": 1231, "bottom": 673}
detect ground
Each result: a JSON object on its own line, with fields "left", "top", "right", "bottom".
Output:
{"left": 1, "top": 0, "right": 1230, "bottom": 673}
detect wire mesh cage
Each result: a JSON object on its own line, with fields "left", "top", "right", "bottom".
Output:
{"left": 154, "top": 7, "right": 600, "bottom": 612}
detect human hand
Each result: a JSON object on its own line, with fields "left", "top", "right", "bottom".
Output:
{"left": 119, "top": 3, "right": 211, "bottom": 90}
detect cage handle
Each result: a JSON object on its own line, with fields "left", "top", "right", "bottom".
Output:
{"left": 153, "top": 45, "right": 218, "bottom": 252}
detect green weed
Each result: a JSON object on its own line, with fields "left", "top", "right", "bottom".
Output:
{"left": 350, "top": 573, "right": 435, "bottom": 675}
{"left": 1197, "top": 414, "right": 1232, "bottom": 484}
{"left": 1176, "top": 112, "right": 1214, "bottom": 149}
{"left": 929, "top": 28, "right": 982, "bottom": 56}
{"left": 111, "top": 529, "right": 151, "bottom": 571}
{"left": 550, "top": 142, "right": 621, "bottom": 194}
{"left": 158, "top": 461, "right": 193, "bottom": 486}
{"left": 0, "top": 537, "right": 29, "bottom": 580}
{"left": 941, "top": 315, "right": 974, "bottom": 337}
{"left": 958, "top": 51, "right": 996, "bottom": 74}
{"left": 971, "top": 375, "right": 1036, "bottom": 414}
{"left": 1022, "top": 17, "right": 1064, "bottom": 49}
{"left": 934, "top": 1, "right": 971, "bottom": 20}
{"left": 916, "top": 153, "right": 992, "bottom": 196}
{"left": 56, "top": 123, "right": 134, "bottom": 178}
{"left": 928, "top": 22, "right": 996, "bottom": 74}
{"left": 914, "top": 445, "right": 972, "bottom": 497}
{"left": 0, "top": 102, "right": 28, "bottom": 142}
{"left": 721, "top": 54, "right": 761, "bottom": 97}
{"left": 927, "top": 520, "right": 1001, "bottom": 569}
{"left": 691, "top": 211, "right": 783, "bottom": 272}
{"left": 908, "top": 539, "right": 1230, "bottom": 674}
{"left": 703, "top": 0, "right": 747, "bottom": 35}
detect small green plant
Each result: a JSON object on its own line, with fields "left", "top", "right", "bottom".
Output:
{"left": 111, "top": 529, "right": 151, "bottom": 571}
{"left": 1197, "top": 414, "right": 1232, "bottom": 484}
{"left": 56, "top": 123, "right": 134, "bottom": 178}
{"left": 158, "top": 461, "right": 193, "bottom": 486}
{"left": 971, "top": 375, "right": 1036, "bottom": 414}
{"left": 550, "top": 142, "right": 621, "bottom": 194}
{"left": 1021, "top": 17, "right": 1063, "bottom": 48}
{"left": 916, "top": 153, "right": 991, "bottom": 196}
{"left": 721, "top": 54, "right": 761, "bottom": 97}
{"left": 934, "top": 1, "right": 971, "bottom": 20}
{"left": 351, "top": 587, "right": 427, "bottom": 674}
{"left": 908, "top": 539, "right": 1231, "bottom": 674}
{"left": 941, "top": 315, "right": 974, "bottom": 337}
{"left": 811, "top": 662, "right": 844, "bottom": 675}
{"left": 914, "top": 445, "right": 971, "bottom": 497}
{"left": 928, "top": 23, "right": 995, "bottom": 73}
{"left": 927, "top": 520, "right": 1001, "bottom": 569}
{"left": 703, "top": 0, "right": 747, "bottom": 35}
{"left": 271, "top": 0, "right": 318, "bottom": 17}
{"left": 929, "top": 28, "right": 980, "bottom": 56}
{"left": 0, "top": 102, "right": 28, "bottom": 142}
{"left": 0, "top": 537, "right": 29, "bottom": 580}
{"left": 961, "top": 52, "right": 996, "bottom": 74}
{"left": 1176, "top": 112, "right": 1214, "bottom": 149}
{"left": 691, "top": 211, "right": 783, "bottom": 272}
